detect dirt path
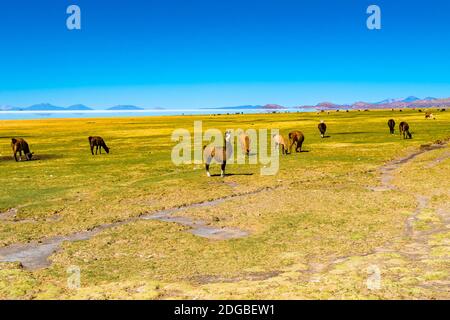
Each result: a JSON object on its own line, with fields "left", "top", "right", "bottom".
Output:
{"left": 369, "top": 141, "right": 446, "bottom": 192}
{"left": 299, "top": 140, "right": 450, "bottom": 296}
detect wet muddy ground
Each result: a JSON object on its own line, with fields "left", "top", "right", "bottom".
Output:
{"left": 0, "top": 186, "right": 281, "bottom": 269}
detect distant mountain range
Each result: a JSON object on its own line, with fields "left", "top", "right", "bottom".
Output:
{"left": 1, "top": 97, "right": 449, "bottom": 112}
{"left": 289, "top": 96, "right": 448, "bottom": 111}
{"left": 304, "top": 96, "right": 448, "bottom": 111}
{"left": 107, "top": 105, "right": 144, "bottom": 111}
{"left": 215, "top": 104, "right": 287, "bottom": 110}
{"left": 0, "top": 103, "right": 150, "bottom": 111}
{"left": 215, "top": 97, "right": 449, "bottom": 111}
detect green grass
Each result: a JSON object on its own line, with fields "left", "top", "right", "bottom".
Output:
{"left": 0, "top": 109, "right": 449, "bottom": 299}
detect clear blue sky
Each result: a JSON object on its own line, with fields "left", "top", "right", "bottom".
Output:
{"left": 1, "top": 0, "right": 450, "bottom": 108}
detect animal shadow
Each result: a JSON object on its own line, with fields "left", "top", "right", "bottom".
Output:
{"left": 0, "top": 154, "right": 63, "bottom": 162}
{"left": 209, "top": 173, "right": 254, "bottom": 177}
{"left": 287, "top": 150, "right": 310, "bottom": 154}
{"left": 333, "top": 132, "right": 373, "bottom": 135}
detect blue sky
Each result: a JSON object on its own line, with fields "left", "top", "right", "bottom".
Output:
{"left": 1, "top": 0, "right": 450, "bottom": 108}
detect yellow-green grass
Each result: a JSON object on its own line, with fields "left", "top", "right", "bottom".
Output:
{"left": 0, "top": 109, "right": 449, "bottom": 299}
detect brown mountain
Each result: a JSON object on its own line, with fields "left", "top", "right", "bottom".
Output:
{"left": 263, "top": 104, "right": 287, "bottom": 110}
{"left": 298, "top": 97, "right": 450, "bottom": 111}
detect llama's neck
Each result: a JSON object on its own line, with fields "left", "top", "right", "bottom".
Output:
{"left": 223, "top": 139, "right": 233, "bottom": 158}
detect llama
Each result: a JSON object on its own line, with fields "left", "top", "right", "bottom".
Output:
{"left": 318, "top": 121, "right": 327, "bottom": 138}
{"left": 88, "top": 136, "right": 110, "bottom": 155}
{"left": 288, "top": 131, "right": 305, "bottom": 153}
{"left": 239, "top": 133, "right": 250, "bottom": 155}
{"left": 388, "top": 119, "right": 396, "bottom": 134}
{"left": 11, "top": 138, "right": 33, "bottom": 162}
{"left": 273, "top": 134, "right": 288, "bottom": 155}
{"left": 399, "top": 122, "right": 412, "bottom": 139}
{"left": 425, "top": 112, "right": 435, "bottom": 120}
{"left": 203, "top": 131, "right": 233, "bottom": 177}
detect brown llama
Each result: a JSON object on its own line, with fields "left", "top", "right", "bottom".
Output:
{"left": 388, "top": 119, "right": 396, "bottom": 134}
{"left": 318, "top": 121, "right": 327, "bottom": 138}
{"left": 399, "top": 122, "right": 412, "bottom": 139}
{"left": 11, "top": 138, "right": 34, "bottom": 162}
{"left": 239, "top": 133, "right": 251, "bottom": 155}
{"left": 288, "top": 131, "right": 305, "bottom": 153}
{"left": 88, "top": 136, "right": 110, "bottom": 155}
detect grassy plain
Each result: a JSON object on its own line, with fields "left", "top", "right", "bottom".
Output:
{"left": 0, "top": 109, "right": 449, "bottom": 299}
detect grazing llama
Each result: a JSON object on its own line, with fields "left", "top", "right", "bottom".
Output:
{"left": 11, "top": 138, "right": 33, "bottom": 162}
{"left": 425, "top": 112, "right": 435, "bottom": 120}
{"left": 273, "top": 134, "right": 288, "bottom": 155}
{"left": 239, "top": 133, "right": 251, "bottom": 156}
{"left": 88, "top": 136, "right": 110, "bottom": 155}
{"left": 288, "top": 131, "right": 305, "bottom": 153}
{"left": 399, "top": 122, "right": 412, "bottom": 139}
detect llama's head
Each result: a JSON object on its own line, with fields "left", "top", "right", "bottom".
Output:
{"left": 225, "top": 131, "right": 232, "bottom": 142}
{"left": 26, "top": 152, "right": 34, "bottom": 161}
{"left": 407, "top": 131, "right": 412, "bottom": 139}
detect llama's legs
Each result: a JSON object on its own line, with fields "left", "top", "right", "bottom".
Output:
{"left": 205, "top": 157, "right": 212, "bottom": 177}
{"left": 95, "top": 145, "right": 99, "bottom": 155}
{"left": 14, "top": 151, "right": 18, "bottom": 162}
{"left": 221, "top": 161, "right": 226, "bottom": 177}
{"left": 90, "top": 146, "right": 94, "bottom": 155}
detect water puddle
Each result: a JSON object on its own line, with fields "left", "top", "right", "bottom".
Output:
{"left": 0, "top": 208, "right": 18, "bottom": 221}
{"left": 141, "top": 198, "right": 249, "bottom": 240}
{"left": 0, "top": 222, "right": 125, "bottom": 270}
